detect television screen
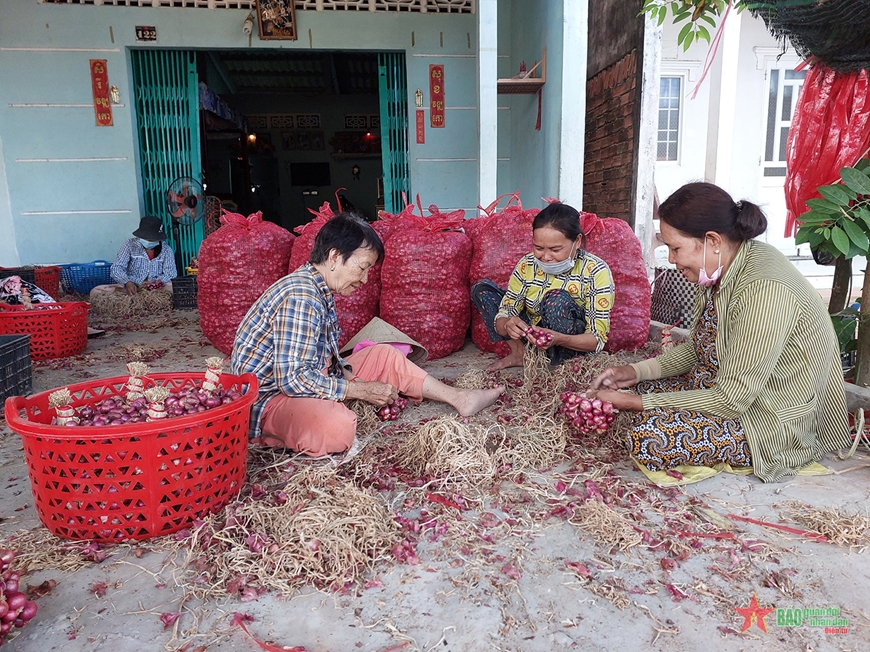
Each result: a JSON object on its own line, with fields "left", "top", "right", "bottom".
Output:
{"left": 289, "top": 162, "right": 331, "bottom": 187}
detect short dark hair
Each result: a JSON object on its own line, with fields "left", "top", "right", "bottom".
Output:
{"left": 532, "top": 202, "right": 585, "bottom": 246}
{"left": 309, "top": 211, "right": 384, "bottom": 265}
{"left": 658, "top": 182, "right": 767, "bottom": 243}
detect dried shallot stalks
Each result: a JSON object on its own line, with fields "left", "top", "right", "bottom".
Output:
{"left": 125, "top": 362, "right": 150, "bottom": 403}
{"left": 203, "top": 356, "right": 224, "bottom": 394}
{"left": 144, "top": 386, "right": 171, "bottom": 421}
{"left": 49, "top": 388, "right": 79, "bottom": 426}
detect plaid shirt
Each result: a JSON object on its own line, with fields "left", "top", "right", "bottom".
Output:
{"left": 495, "top": 250, "right": 615, "bottom": 353}
{"left": 231, "top": 263, "right": 349, "bottom": 438}
{"left": 110, "top": 238, "right": 177, "bottom": 285}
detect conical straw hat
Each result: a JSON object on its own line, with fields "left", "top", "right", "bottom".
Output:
{"left": 339, "top": 317, "right": 428, "bottom": 364}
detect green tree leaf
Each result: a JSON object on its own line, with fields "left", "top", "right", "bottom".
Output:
{"left": 856, "top": 206, "right": 870, "bottom": 229}
{"left": 677, "top": 21, "right": 692, "bottom": 44}
{"left": 697, "top": 25, "right": 711, "bottom": 43}
{"left": 795, "top": 228, "right": 813, "bottom": 246}
{"left": 683, "top": 31, "right": 695, "bottom": 51}
{"left": 831, "top": 226, "right": 850, "bottom": 256}
{"left": 658, "top": 6, "right": 667, "bottom": 26}
{"left": 841, "top": 167, "right": 870, "bottom": 196}
{"left": 842, "top": 218, "right": 870, "bottom": 253}
{"left": 806, "top": 198, "right": 841, "bottom": 214}
{"left": 673, "top": 6, "right": 692, "bottom": 21}
{"left": 798, "top": 211, "right": 830, "bottom": 225}
{"left": 700, "top": 14, "right": 717, "bottom": 26}
{"left": 819, "top": 184, "right": 855, "bottom": 206}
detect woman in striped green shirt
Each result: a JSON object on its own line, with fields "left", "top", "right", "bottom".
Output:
{"left": 589, "top": 183, "right": 851, "bottom": 482}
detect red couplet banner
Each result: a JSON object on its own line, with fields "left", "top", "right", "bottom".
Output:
{"left": 429, "top": 64, "right": 444, "bottom": 129}
{"left": 415, "top": 109, "right": 425, "bottom": 144}
{"left": 90, "top": 59, "right": 113, "bottom": 127}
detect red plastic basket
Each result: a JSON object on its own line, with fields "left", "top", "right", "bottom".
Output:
{"left": 0, "top": 301, "right": 88, "bottom": 360}
{"left": 35, "top": 266, "right": 62, "bottom": 300}
{"left": 4, "top": 372, "right": 257, "bottom": 542}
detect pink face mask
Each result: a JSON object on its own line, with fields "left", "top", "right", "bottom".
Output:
{"left": 697, "top": 239, "right": 722, "bottom": 287}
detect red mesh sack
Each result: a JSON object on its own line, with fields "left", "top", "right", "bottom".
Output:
{"left": 380, "top": 202, "right": 472, "bottom": 360}
{"left": 288, "top": 201, "right": 335, "bottom": 274}
{"left": 198, "top": 210, "right": 295, "bottom": 355}
{"left": 468, "top": 193, "right": 540, "bottom": 357}
{"left": 580, "top": 211, "right": 650, "bottom": 352}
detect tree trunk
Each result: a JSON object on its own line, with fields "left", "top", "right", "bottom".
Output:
{"left": 854, "top": 269, "right": 870, "bottom": 387}
{"left": 828, "top": 256, "right": 852, "bottom": 314}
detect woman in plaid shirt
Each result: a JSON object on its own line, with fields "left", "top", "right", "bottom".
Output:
{"left": 232, "top": 213, "right": 505, "bottom": 458}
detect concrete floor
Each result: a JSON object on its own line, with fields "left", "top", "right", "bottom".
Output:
{"left": 0, "top": 311, "right": 868, "bottom": 652}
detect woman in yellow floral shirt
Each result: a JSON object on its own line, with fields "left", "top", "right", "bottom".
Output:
{"left": 471, "top": 202, "right": 615, "bottom": 371}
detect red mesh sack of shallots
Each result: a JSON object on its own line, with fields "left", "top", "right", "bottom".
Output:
{"left": 198, "top": 210, "right": 295, "bottom": 355}
{"left": 468, "top": 192, "right": 540, "bottom": 357}
{"left": 579, "top": 211, "right": 650, "bottom": 352}
{"left": 380, "top": 200, "right": 472, "bottom": 360}
{"left": 288, "top": 201, "right": 335, "bottom": 274}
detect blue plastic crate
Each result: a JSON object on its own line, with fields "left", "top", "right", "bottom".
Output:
{"left": 60, "top": 260, "right": 112, "bottom": 294}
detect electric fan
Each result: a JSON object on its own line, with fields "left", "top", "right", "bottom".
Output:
{"left": 166, "top": 176, "right": 205, "bottom": 226}
{"left": 165, "top": 176, "right": 205, "bottom": 273}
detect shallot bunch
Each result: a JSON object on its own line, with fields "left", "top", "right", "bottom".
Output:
{"left": 0, "top": 549, "right": 37, "bottom": 642}
{"left": 377, "top": 397, "right": 408, "bottom": 421}
{"left": 558, "top": 392, "right": 616, "bottom": 435}
{"left": 59, "top": 386, "right": 243, "bottom": 427}
{"left": 525, "top": 327, "right": 553, "bottom": 348}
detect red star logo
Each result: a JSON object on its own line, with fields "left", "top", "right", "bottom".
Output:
{"left": 735, "top": 594, "right": 775, "bottom": 633}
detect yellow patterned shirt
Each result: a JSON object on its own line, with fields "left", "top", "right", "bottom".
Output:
{"left": 495, "top": 251, "right": 615, "bottom": 352}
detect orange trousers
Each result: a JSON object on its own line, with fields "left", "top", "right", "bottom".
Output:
{"left": 259, "top": 344, "right": 427, "bottom": 457}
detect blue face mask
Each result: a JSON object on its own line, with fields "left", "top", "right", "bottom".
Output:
{"left": 139, "top": 239, "right": 159, "bottom": 249}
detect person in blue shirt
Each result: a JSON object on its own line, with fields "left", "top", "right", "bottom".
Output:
{"left": 90, "top": 216, "right": 177, "bottom": 298}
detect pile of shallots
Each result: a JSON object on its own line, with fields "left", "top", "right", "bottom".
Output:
{"left": 558, "top": 392, "right": 616, "bottom": 435}
{"left": 377, "top": 397, "right": 408, "bottom": 422}
{"left": 50, "top": 358, "right": 241, "bottom": 427}
{"left": 0, "top": 548, "right": 37, "bottom": 643}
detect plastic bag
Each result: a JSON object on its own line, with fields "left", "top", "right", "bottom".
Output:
{"left": 198, "top": 210, "right": 295, "bottom": 355}
{"left": 785, "top": 65, "right": 870, "bottom": 236}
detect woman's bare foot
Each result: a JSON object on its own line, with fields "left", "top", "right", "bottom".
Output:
{"left": 486, "top": 352, "right": 524, "bottom": 372}
{"left": 454, "top": 385, "right": 505, "bottom": 417}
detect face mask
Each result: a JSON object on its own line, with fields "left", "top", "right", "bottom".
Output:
{"left": 534, "top": 243, "right": 577, "bottom": 276}
{"left": 697, "top": 239, "right": 722, "bottom": 287}
{"left": 139, "top": 239, "right": 159, "bottom": 249}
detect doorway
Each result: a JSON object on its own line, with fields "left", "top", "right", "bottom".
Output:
{"left": 132, "top": 49, "right": 411, "bottom": 244}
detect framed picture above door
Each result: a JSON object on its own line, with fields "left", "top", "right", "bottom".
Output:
{"left": 256, "top": 0, "right": 298, "bottom": 41}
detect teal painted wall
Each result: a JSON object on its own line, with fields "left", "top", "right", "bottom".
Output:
{"left": 0, "top": 0, "right": 477, "bottom": 264}
{"left": 505, "top": 0, "right": 564, "bottom": 209}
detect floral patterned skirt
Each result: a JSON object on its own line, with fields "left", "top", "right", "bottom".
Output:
{"left": 627, "top": 295, "right": 752, "bottom": 471}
